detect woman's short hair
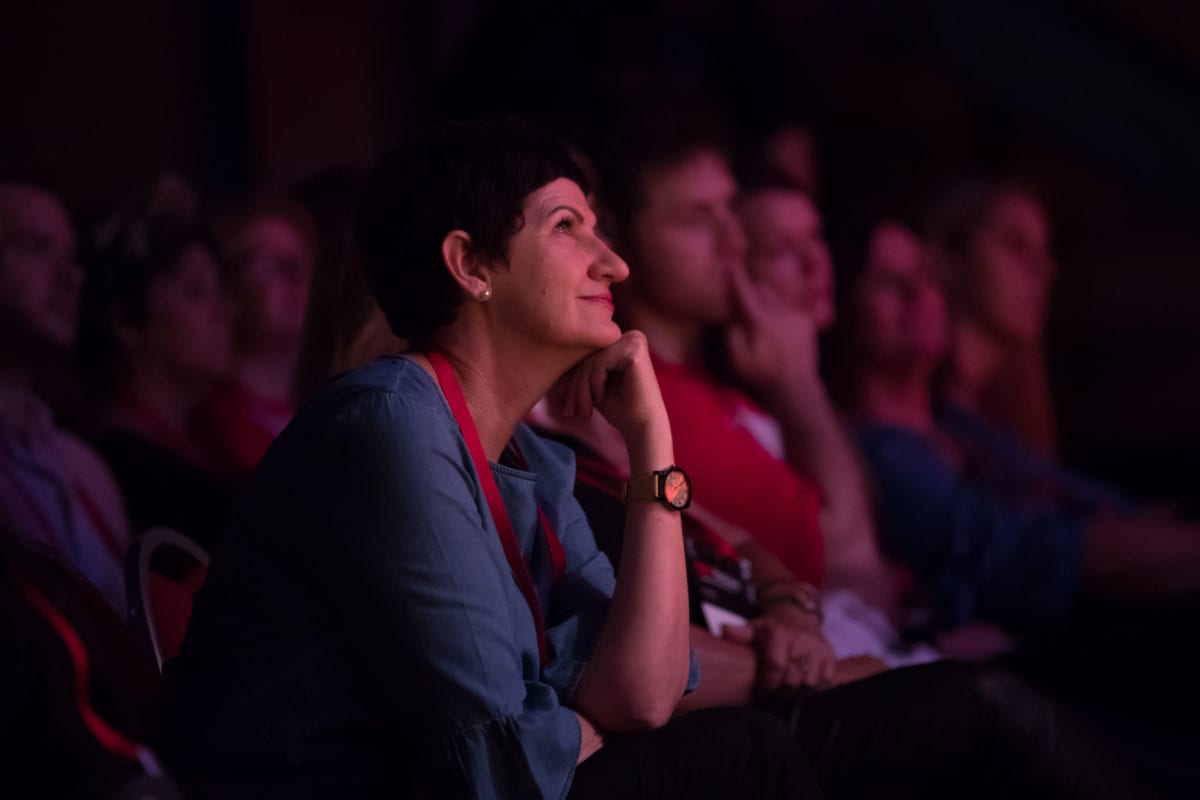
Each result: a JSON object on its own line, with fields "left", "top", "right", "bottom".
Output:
{"left": 79, "top": 176, "right": 219, "bottom": 389}
{"left": 355, "top": 118, "right": 587, "bottom": 350}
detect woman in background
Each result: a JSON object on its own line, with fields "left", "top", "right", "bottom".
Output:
{"left": 81, "top": 176, "right": 236, "bottom": 551}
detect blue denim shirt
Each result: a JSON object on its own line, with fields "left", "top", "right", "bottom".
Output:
{"left": 161, "top": 356, "right": 697, "bottom": 798}
{"left": 855, "top": 405, "right": 1134, "bottom": 631}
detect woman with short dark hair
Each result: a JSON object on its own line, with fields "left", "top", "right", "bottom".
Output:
{"left": 81, "top": 178, "right": 237, "bottom": 552}
{"left": 159, "top": 119, "right": 819, "bottom": 799}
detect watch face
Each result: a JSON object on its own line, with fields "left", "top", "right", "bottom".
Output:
{"left": 662, "top": 468, "right": 691, "bottom": 509}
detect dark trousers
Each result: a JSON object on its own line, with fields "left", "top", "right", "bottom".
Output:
{"left": 770, "top": 660, "right": 1156, "bottom": 800}
{"left": 568, "top": 706, "right": 824, "bottom": 800}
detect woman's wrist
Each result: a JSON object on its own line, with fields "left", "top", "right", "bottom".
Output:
{"left": 622, "top": 421, "right": 675, "bottom": 476}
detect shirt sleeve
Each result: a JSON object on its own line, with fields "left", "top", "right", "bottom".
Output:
{"left": 288, "top": 390, "right": 583, "bottom": 800}
{"left": 859, "top": 428, "right": 1087, "bottom": 629}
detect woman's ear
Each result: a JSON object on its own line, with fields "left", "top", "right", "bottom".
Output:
{"left": 441, "top": 230, "right": 493, "bottom": 302}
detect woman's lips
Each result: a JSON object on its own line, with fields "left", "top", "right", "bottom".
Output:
{"left": 581, "top": 294, "right": 614, "bottom": 311}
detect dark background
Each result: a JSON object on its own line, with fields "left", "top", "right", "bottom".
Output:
{"left": 3, "top": 0, "right": 1198, "bottom": 502}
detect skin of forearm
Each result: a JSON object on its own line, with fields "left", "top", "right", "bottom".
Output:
{"left": 573, "top": 426, "right": 691, "bottom": 731}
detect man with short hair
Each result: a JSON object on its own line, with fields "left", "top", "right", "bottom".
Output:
{"left": 0, "top": 179, "right": 129, "bottom": 612}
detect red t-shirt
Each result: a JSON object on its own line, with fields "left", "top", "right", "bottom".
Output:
{"left": 652, "top": 355, "right": 824, "bottom": 585}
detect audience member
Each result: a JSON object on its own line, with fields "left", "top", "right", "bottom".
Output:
{"left": 928, "top": 180, "right": 1060, "bottom": 456}
{"left": 841, "top": 220, "right": 1200, "bottom": 748}
{"left": 736, "top": 177, "right": 898, "bottom": 615}
{"left": 159, "top": 119, "right": 819, "bottom": 799}
{"left": 192, "top": 198, "right": 316, "bottom": 474}
{"left": 0, "top": 177, "right": 130, "bottom": 613}
{"left": 80, "top": 177, "right": 237, "bottom": 551}
{"left": 583, "top": 112, "right": 1153, "bottom": 798}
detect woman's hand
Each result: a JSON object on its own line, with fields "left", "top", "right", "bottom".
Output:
{"left": 555, "top": 330, "right": 670, "bottom": 454}
{"left": 725, "top": 268, "right": 820, "bottom": 397}
{"left": 721, "top": 607, "right": 837, "bottom": 693}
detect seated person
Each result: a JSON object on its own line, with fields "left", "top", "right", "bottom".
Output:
{"left": 927, "top": 180, "right": 1060, "bottom": 456}
{"left": 81, "top": 177, "right": 237, "bottom": 551}
{"left": 158, "top": 119, "right": 817, "bottom": 800}
{"left": 0, "top": 176, "right": 129, "bottom": 613}
{"left": 840, "top": 218, "right": 1200, "bottom": 743}
{"left": 570, "top": 109, "right": 1153, "bottom": 799}
{"left": 735, "top": 173, "right": 903, "bottom": 618}
{"left": 592, "top": 113, "right": 938, "bottom": 661}
{"left": 840, "top": 219, "right": 1200, "bottom": 627}
{"left": 193, "top": 198, "right": 316, "bottom": 473}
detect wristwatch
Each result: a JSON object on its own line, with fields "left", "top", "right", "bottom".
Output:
{"left": 625, "top": 465, "right": 692, "bottom": 511}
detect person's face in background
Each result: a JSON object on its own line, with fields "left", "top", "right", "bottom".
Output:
{"left": 0, "top": 185, "right": 83, "bottom": 357}
{"left": 739, "top": 189, "right": 836, "bottom": 330}
{"left": 762, "top": 125, "right": 820, "bottom": 196}
{"left": 854, "top": 222, "right": 949, "bottom": 373}
{"left": 226, "top": 214, "right": 315, "bottom": 353}
{"left": 125, "top": 243, "right": 233, "bottom": 387}
{"left": 490, "top": 178, "right": 629, "bottom": 355}
{"left": 958, "top": 191, "right": 1056, "bottom": 346}
{"left": 621, "top": 148, "right": 746, "bottom": 325}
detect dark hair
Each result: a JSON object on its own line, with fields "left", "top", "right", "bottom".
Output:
{"left": 592, "top": 104, "right": 732, "bottom": 249}
{"left": 354, "top": 118, "right": 587, "bottom": 350}
{"left": 924, "top": 178, "right": 1044, "bottom": 281}
{"left": 78, "top": 179, "right": 220, "bottom": 389}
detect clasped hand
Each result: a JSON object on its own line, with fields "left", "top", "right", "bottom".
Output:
{"left": 722, "top": 605, "right": 837, "bottom": 693}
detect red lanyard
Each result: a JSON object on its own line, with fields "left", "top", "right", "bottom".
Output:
{"left": 427, "top": 351, "right": 566, "bottom": 666}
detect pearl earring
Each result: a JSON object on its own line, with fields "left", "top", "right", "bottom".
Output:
{"left": 479, "top": 288, "right": 492, "bottom": 301}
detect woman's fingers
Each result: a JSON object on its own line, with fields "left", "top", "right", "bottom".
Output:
{"left": 756, "top": 627, "right": 791, "bottom": 693}
{"left": 782, "top": 656, "right": 809, "bottom": 690}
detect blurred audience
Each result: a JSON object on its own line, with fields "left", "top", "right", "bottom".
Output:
{"left": 193, "top": 198, "right": 316, "bottom": 474}
{"left": 928, "top": 181, "right": 1060, "bottom": 456}
{"left": 575, "top": 113, "right": 1154, "bottom": 799}
{"left": 594, "top": 113, "right": 937, "bottom": 664}
{"left": 841, "top": 219, "right": 1200, "bottom": 630}
{"left": 80, "top": 176, "right": 237, "bottom": 551}
{"left": 0, "top": 176, "right": 130, "bottom": 613}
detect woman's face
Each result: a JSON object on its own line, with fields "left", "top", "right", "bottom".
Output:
{"left": 739, "top": 189, "right": 835, "bottom": 330}
{"left": 490, "top": 178, "right": 629, "bottom": 354}
{"left": 135, "top": 243, "right": 233, "bottom": 384}
{"left": 961, "top": 191, "right": 1056, "bottom": 345}
{"left": 854, "top": 222, "right": 949, "bottom": 370}
{"left": 228, "top": 215, "right": 314, "bottom": 351}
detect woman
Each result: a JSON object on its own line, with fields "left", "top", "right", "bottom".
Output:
{"left": 158, "top": 120, "right": 817, "bottom": 799}
{"left": 928, "top": 181, "right": 1060, "bottom": 456}
{"left": 81, "top": 180, "right": 237, "bottom": 551}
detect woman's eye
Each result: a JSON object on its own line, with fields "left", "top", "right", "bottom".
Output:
{"left": 553, "top": 216, "right": 575, "bottom": 232}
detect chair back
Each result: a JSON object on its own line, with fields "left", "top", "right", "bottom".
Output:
{"left": 126, "top": 526, "right": 210, "bottom": 671}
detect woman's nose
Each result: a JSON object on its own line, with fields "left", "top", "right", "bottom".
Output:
{"left": 591, "top": 236, "right": 630, "bottom": 284}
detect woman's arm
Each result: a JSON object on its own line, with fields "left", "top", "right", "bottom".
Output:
{"left": 560, "top": 332, "right": 692, "bottom": 731}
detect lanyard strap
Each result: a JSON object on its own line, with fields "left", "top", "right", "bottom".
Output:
{"left": 427, "top": 351, "right": 564, "bottom": 666}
